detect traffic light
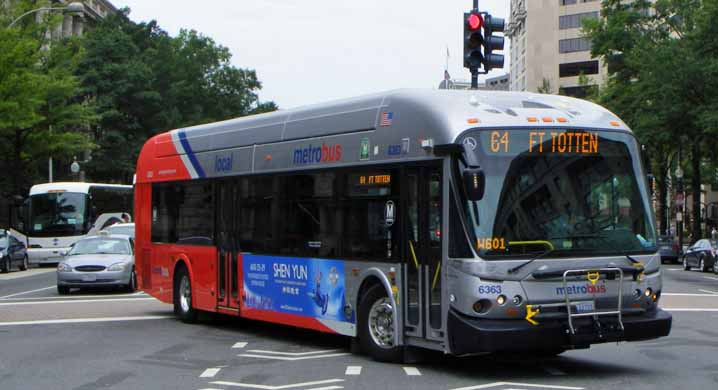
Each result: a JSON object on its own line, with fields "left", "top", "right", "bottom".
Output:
{"left": 482, "top": 14, "right": 505, "bottom": 70}
{"left": 463, "top": 12, "right": 484, "bottom": 71}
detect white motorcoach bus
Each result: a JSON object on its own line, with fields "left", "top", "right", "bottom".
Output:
{"left": 11, "top": 182, "right": 133, "bottom": 265}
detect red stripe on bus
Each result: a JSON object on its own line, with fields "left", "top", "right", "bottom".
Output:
{"left": 241, "top": 308, "right": 338, "bottom": 334}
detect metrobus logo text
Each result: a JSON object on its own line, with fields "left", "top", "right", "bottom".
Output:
{"left": 556, "top": 284, "right": 607, "bottom": 295}
{"left": 293, "top": 143, "right": 342, "bottom": 165}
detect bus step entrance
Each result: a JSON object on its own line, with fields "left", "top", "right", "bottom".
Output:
{"left": 561, "top": 268, "right": 625, "bottom": 337}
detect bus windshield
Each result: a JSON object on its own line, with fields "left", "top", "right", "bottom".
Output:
{"left": 28, "top": 192, "right": 89, "bottom": 237}
{"left": 459, "top": 128, "right": 657, "bottom": 259}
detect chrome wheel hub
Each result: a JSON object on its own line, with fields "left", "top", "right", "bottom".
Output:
{"left": 368, "top": 298, "right": 395, "bottom": 349}
{"left": 179, "top": 275, "right": 191, "bottom": 312}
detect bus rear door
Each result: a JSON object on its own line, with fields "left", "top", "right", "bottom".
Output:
{"left": 216, "top": 180, "right": 241, "bottom": 313}
{"left": 403, "top": 164, "right": 444, "bottom": 342}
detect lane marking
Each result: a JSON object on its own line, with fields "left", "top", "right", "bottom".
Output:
{"left": 662, "top": 293, "right": 718, "bottom": 297}
{"left": 698, "top": 289, "right": 718, "bottom": 295}
{"left": 210, "top": 378, "right": 344, "bottom": 389}
{"left": 0, "top": 315, "right": 172, "bottom": 327}
{"left": 543, "top": 366, "right": 566, "bottom": 376}
{"left": 0, "top": 297, "right": 155, "bottom": 306}
{"left": 666, "top": 269, "right": 681, "bottom": 271}
{"left": 450, "top": 382, "right": 584, "bottom": 390}
{"left": 403, "top": 367, "right": 421, "bottom": 376}
{"left": 0, "top": 293, "right": 147, "bottom": 301}
{"left": 200, "top": 368, "right": 222, "bottom": 378}
{"left": 244, "top": 349, "right": 342, "bottom": 356}
{"left": 302, "top": 386, "right": 343, "bottom": 390}
{"left": 238, "top": 352, "right": 349, "bottom": 361}
{"left": 702, "top": 276, "right": 718, "bottom": 281}
{"left": 344, "top": 366, "right": 361, "bottom": 375}
{"left": 232, "top": 342, "right": 248, "bottom": 349}
{"left": 664, "top": 308, "right": 718, "bottom": 312}
{"left": 0, "top": 286, "right": 55, "bottom": 299}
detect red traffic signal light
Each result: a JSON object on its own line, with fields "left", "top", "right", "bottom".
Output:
{"left": 468, "top": 13, "right": 483, "bottom": 30}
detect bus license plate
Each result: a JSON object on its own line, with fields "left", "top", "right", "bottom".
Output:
{"left": 82, "top": 274, "right": 96, "bottom": 282}
{"left": 575, "top": 301, "right": 595, "bottom": 313}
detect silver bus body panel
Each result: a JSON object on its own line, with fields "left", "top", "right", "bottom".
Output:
{"left": 136, "top": 89, "right": 669, "bottom": 354}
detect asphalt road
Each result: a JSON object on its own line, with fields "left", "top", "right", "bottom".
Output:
{"left": 1, "top": 264, "right": 717, "bottom": 390}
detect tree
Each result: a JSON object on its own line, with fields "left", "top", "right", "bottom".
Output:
{"left": 582, "top": 0, "right": 713, "bottom": 238}
{"left": 537, "top": 78, "right": 553, "bottom": 94}
{"left": 77, "top": 10, "right": 277, "bottom": 183}
{"left": 0, "top": 0, "right": 95, "bottom": 198}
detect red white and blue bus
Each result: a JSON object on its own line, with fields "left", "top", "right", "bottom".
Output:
{"left": 134, "top": 89, "right": 671, "bottom": 361}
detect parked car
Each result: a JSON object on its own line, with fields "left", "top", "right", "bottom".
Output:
{"left": 56, "top": 233, "right": 135, "bottom": 294}
{"left": 103, "top": 223, "right": 135, "bottom": 239}
{"left": 0, "top": 230, "right": 28, "bottom": 273}
{"left": 657, "top": 235, "right": 680, "bottom": 264}
{"left": 682, "top": 238, "right": 718, "bottom": 272}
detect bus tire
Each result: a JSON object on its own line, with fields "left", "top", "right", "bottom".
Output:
{"left": 358, "top": 284, "right": 403, "bottom": 362}
{"left": 19, "top": 255, "right": 28, "bottom": 271}
{"left": 2, "top": 258, "right": 9, "bottom": 273}
{"left": 57, "top": 285, "right": 70, "bottom": 295}
{"left": 173, "top": 266, "right": 197, "bottom": 323}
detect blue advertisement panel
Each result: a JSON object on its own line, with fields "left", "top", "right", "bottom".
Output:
{"left": 243, "top": 254, "right": 351, "bottom": 323}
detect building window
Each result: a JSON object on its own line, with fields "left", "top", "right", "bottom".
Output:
{"left": 560, "top": 0, "right": 577, "bottom": 5}
{"left": 559, "top": 11, "right": 599, "bottom": 29}
{"left": 559, "top": 60, "right": 599, "bottom": 77}
{"left": 559, "top": 85, "right": 597, "bottom": 98}
{"left": 559, "top": 37, "right": 592, "bottom": 53}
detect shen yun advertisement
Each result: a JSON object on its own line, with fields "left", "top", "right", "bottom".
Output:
{"left": 243, "top": 255, "right": 350, "bottom": 323}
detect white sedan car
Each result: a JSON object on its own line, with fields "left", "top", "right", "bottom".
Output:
{"left": 56, "top": 234, "right": 135, "bottom": 294}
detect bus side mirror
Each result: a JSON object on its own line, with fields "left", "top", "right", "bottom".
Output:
{"left": 463, "top": 168, "right": 485, "bottom": 201}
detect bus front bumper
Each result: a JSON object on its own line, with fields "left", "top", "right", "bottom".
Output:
{"left": 28, "top": 248, "right": 70, "bottom": 265}
{"left": 447, "top": 307, "right": 672, "bottom": 355}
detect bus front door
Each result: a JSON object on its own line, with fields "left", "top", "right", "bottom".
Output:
{"left": 217, "top": 180, "right": 240, "bottom": 313}
{"left": 403, "top": 165, "right": 444, "bottom": 342}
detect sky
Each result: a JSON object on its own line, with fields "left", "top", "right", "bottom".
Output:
{"left": 112, "top": 0, "right": 511, "bottom": 109}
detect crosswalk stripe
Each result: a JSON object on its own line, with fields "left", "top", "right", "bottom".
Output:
{"left": 403, "top": 367, "right": 421, "bottom": 376}
{"left": 345, "top": 366, "right": 361, "bottom": 375}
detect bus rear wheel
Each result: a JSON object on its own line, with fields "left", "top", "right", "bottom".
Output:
{"left": 358, "top": 284, "right": 403, "bottom": 362}
{"left": 173, "top": 266, "right": 197, "bottom": 323}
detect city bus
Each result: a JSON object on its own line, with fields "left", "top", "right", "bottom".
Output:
{"left": 134, "top": 89, "right": 671, "bottom": 361}
{"left": 11, "top": 182, "right": 133, "bottom": 265}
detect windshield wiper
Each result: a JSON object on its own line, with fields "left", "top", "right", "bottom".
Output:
{"left": 508, "top": 248, "right": 555, "bottom": 274}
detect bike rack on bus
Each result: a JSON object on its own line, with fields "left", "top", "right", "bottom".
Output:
{"left": 562, "top": 267, "right": 624, "bottom": 335}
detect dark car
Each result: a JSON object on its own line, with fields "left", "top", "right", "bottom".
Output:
{"left": 657, "top": 235, "right": 680, "bottom": 264}
{"left": 682, "top": 239, "right": 718, "bottom": 272}
{"left": 1, "top": 230, "right": 29, "bottom": 273}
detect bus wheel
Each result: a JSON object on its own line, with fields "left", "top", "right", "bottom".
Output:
{"left": 358, "top": 284, "right": 403, "bottom": 362}
{"left": 173, "top": 267, "right": 197, "bottom": 323}
{"left": 57, "top": 285, "right": 70, "bottom": 295}
{"left": 20, "top": 255, "right": 28, "bottom": 271}
{"left": 2, "top": 258, "right": 9, "bottom": 273}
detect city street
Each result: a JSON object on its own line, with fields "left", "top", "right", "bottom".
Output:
{"left": 0, "top": 265, "right": 716, "bottom": 390}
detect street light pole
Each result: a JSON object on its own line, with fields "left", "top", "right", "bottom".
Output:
{"left": 676, "top": 149, "right": 684, "bottom": 257}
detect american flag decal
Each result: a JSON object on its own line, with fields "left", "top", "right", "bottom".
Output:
{"left": 380, "top": 112, "right": 394, "bottom": 127}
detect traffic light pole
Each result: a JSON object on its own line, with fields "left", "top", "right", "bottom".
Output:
{"left": 471, "top": 0, "right": 479, "bottom": 89}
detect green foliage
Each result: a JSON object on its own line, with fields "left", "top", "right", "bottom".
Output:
{"left": 582, "top": 0, "right": 718, "bottom": 237}
{"left": 78, "top": 10, "right": 277, "bottom": 183}
{"left": 0, "top": 0, "right": 96, "bottom": 197}
{"left": 537, "top": 78, "right": 553, "bottom": 94}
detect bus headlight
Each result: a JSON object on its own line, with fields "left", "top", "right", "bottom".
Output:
{"left": 512, "top": 295, "right": 523, "bottom": 306}
{"left": 57, "top": 263, "right": 72, "bottom": 272}
{"left": 644, "top": 288, "right": 653, "bottom": 298}
{"left": 108, "top": 262, "right": 128, "bottom": 272}
{"left": 496, "top": 295, "right": 507, "bottom": 305}
{"left": 633, "top": 289, "right": 641, "bottom": 300}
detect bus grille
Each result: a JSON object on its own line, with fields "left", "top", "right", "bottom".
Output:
{"left": 75, "top": 265, "right": 106, "bottom": 272}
